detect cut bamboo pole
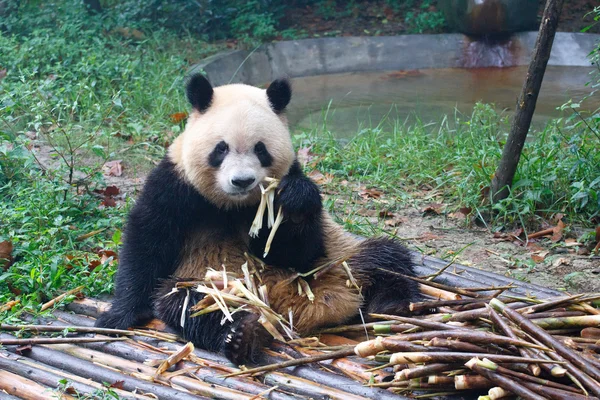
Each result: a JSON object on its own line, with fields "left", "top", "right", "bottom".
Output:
{"left": 0, "top": 369, "right": 74, "bottom": 400}
{"left": 41, "top": 285, "right": 85, "bottom": 311}
{"left": 389, "top": 352, "right": 559, "bottom": 365}
{"left": 465, "top": 358, "right": 546, "bottom": 400}
{"left": 490, "top": 298, "right": 600, "bottom": 394}
{"left": 0, "top": 336, "right": 128, "bottom": 345}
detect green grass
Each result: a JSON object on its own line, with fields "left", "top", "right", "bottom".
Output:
{"left": 300, "top": 103, "right": 600, "bottom": 231}
{"left": 1, "top": 1, "right": 599, "bottom": 322}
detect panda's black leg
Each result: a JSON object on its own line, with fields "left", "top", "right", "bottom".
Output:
{"left": 350, "top": 237, "right": 421, "bottom": 316}
{"left": 154, "top": 281, "right": 271, "bottom": 365}
{"left": 250, "top": 160, "right": 325, "bottom": 274}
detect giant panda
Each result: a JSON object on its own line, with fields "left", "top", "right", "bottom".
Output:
{"left": 95, "top": 74, "right": 421, "bottom": 364}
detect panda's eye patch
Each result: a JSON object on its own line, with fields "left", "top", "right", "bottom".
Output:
{"left": 254, "top": 141, "right": 273, "bottom": 167}
{"left": 208, "top": 140, "right": 229, "bottom": 167}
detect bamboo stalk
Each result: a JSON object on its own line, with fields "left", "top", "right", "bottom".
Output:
{"left": 369, "top": 314, "right": 468, "bottom": 331}
{"left": 223, "top": 347, "right": 356, "bottom": 378}
{"left": 519, "top": 294, "right": 586, "bottom": 314}
{"left": 426, "top": 338, "right": 490, "bottom": 353}
{"left": 0, "top": 369, "right": 74, "bottom": 400}
{"left": 490, "top": 298, "right": 600, "bottom": 394}
{"left": 155, "top": 342, "right": 195, "bottom": 376}
{"left": 40, "top": 285, "right": 85, "bottom": 311}
{"left": 0, "top": 336, "right": 128, "bottom": 345}
{"left": 354, "top": 331, "right": 548, "bottom": 358}
{"left": 390, "top": 352, "right": 559, "bottom": 365}
{"left": 409, "top": 298, "right": 486, "bottom": 312}
{"left": 532, "top": 315, "right": 600, "bottom": 330}
{"left": 454, "top": 374, "right": 492, "bottom": 390}
{"left": 486, "top": 305, "right": 542, "bottom": 376}
{"left": 465, "top": 358, "right": 546, "bottom": 400}
{"left": 383, "top": 271, "right": 483, "bottom": 298}
{"left": 395, "top": 364, "right": 462, "bottom": 381}
{"left": 419, "top": 284, "right": 462, "bottom": 300}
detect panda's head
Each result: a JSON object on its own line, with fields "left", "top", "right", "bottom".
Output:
{"left": 169, "top": 74, "right": 295, "bottom": 209}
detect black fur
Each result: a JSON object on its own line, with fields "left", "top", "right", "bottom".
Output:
{"left": 95, "top": 158, "right": 253, "bottom": 330}
{"left": 254, "top": 141, "right": 273, "bottom": 167}
{"left": 249, "top": 160, "right": 325, "bottom": 273}
{"left": 266, "top": 78, "right": 291, "bottom": 114}
{"left": 208, "top": 140, "right": 229, "bottom": 168}
{"left": 154, "top": 281, "right": 270, "bottom": 365}
{"left": 186, "top": 74, "right": 213, "bottom": 113}
{"left": 353, "top": 237, "right": 421, "bottom": 316}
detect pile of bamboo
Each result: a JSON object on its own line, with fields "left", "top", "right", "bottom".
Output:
{"left": 229, "top": 286, "right": 600, "bottom": 400}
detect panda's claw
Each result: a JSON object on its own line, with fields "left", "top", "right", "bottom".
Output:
{"left": 223, "top": 313, "right": 271, "bottom": 366}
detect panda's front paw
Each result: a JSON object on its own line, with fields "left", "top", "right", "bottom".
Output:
{"left": 277, "top": 174, "right": 322, "bottom": 218}
{"left": 223, "top": 313, "right": 272, "bottom": 365}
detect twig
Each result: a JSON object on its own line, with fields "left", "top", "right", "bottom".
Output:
{"left": 222, "top": 347, "right": 356, "bottom": 378}
{"left": 41, "top": 285, "right": 85, "bottom": 311}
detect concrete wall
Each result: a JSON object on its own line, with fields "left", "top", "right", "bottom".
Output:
{"left": 189, "top": 33, "right": 600, "bottom": 86}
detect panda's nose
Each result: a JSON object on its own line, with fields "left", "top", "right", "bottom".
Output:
{"left": 231, "top": 177, "right": 256, "bottom": 189}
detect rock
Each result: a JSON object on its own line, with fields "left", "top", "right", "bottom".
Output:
{"left": 439, "top": 0, "right": 538, "bottom": 36}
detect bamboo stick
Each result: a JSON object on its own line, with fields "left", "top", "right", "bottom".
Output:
{"left": 40, "top": 285, "right": 85, "bottom": 311}
{"left": 486, "top": 305, "right": 542, "bottom": 376}
{"left": 395, "top": 364, "right": 462, "bottom": 381}
{"left": 0, "top": 369, "right": 74, "bottom": 400}
{"left": 490, "top": 298, "right": 600, "bottom": 393}
{"left": 465, "top": 358, "right": 546, "bottom": 400}
{"left": 223, "top": 347, "right": 356, "bottom": 378}
{"left": 0, "top": 336, "right": 128, "bottom": 345}
{"left": 532, "top": 315, "right": 600, "bottom": 330}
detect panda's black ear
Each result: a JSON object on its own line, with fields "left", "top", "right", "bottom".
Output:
{"left": 267, "top": 78, "right": 291, "bottom": 114}
{"left": 186, "top": 74, "right": 213, "bottom": 112}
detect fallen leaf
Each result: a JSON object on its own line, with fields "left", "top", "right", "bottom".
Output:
{"left": 8, "top": 283, "right": 21, "bottom": 296}
{"left": 0, "top": 240, "right": 13, "bottom": 270}
{"left": 531, "top": 251, "right": 548, "bottom": 263}
{"left": 421, "top": 203, "right": 445, "bottom": 215}
{"left": 379, "top": 210, "right": 395, "bottom": 218}
{"left": 359, "top": 187, "right": 383, "bottom": 199}
{"left": 15, "top": 345, "right": 32, "bottom": 355}
{"left": 308, "top": 170, "right": 333, "bottom": 185}
{"left": 418, "top": 232, "right": 444, "bottom": 241}
{"left": 103, "top": 185, "right": 120, "bottom": 196}
{"left": 297, "top": 146, "right": 317, "bottom": 167}
{"left": 596, "top": 225, "right": 600, "bottom": 243}
{"left": 169, "top": 112, "right": 188, "bottom": 124}
{"left": 103, "top": 160, "right": 123, "bottom": 177}
{"left": 551, "top": 219, "right": 565, "bottom": 242}
{"left": 552, "top": 257, "right": 570, "bottom": 268}
{"left": 384, "top": 216, "right": 406, "bottom": 227}
{"left": 564, "top": 238, "right": 583, "bottom": 247}
{"left": 101, "top": 197, "right": 117, "bottom": 207}
{"left": 109, "top": 381, "right": 125, "bottom": 390}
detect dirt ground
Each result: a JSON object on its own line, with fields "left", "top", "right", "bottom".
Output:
{"left": 325, "top": 192, "right": 600, "bottom": 294}
{"left": 277, "top": 0, "right": 599, "bottom": 38}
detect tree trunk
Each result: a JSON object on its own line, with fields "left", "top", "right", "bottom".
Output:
{"left": 490, "top": 0, "right": 564, "bottom": 202}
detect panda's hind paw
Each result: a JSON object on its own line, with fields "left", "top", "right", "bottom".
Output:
{"left": 95, "top": 306, "right": 153, "bottom": 329}
{"left": 223, "top": 313, "right": 271, "bottom": 366}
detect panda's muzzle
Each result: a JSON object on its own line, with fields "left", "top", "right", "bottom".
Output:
{"left": 231, "top": 177, "right": 256, "bottom": 189}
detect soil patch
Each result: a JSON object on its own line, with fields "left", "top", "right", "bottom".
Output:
{"left": 275, "top": 0, "right": 599, "bottom": 39}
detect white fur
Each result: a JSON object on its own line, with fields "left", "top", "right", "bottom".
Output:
{"left": 169, "top": 83, "right": 295, "bottom": 209}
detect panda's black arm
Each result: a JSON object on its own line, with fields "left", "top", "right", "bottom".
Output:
{"left": 95, "top": 158, "right": 205, "bottom": 329}
{"left": 250, "top": 160, "right": 325, "bottom": 274}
